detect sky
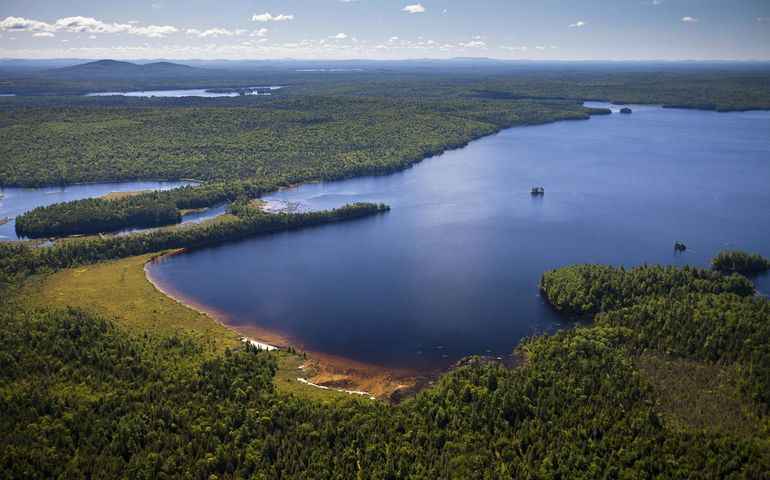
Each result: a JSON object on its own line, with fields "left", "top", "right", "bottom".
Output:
{"left": 0, "top": 0, "right": 769, "bottom": 61}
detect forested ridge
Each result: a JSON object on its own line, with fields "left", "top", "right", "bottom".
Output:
{"left": 2, "top": 255, "right": 769, "bottom": 478}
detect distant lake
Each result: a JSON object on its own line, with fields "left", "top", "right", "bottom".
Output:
{"left": 86, "top": 86, "right": 282, "bottom": 98}
{"left": 0, "top": 181, "right": 199, "bottom": 240}
{"left": 147, "top": 103, "right": 770, "bottom": 371}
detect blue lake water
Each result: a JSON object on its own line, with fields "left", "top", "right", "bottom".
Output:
{"left": 146, "top": 103, "right": 770, "bottom": 370}
{"left": 86, "top": 86, "right": 282, "bottom": 98}
{"left": 0, "top": 181, "right": 198, "bottom": 240}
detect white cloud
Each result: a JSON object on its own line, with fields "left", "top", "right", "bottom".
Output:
{"left": 0, "top": 15, "right": 177, "bottom": 38}
{"left": 54, "top": 16, "right": 177, "bottom": 37}
{"left": 460, "top": 40, "right": 486, "bottom": 48}
{"left": 501, "top": 45, "right": 527, "bottom": 51}
{"left": 251, "top": 28, "right": 268, "bottom": 37}
{"left": 251, "top": 13, "right": 272, "bottom": 22}
{"left": 388, "top": 36, "right": 399, "bottom": 43}
{"left": 682, "top": 16, "right": 698, "bottom": 23}
{"left": 0, "top": 16, "right": 57, "bottom": 33}
{"left": 252, "top": 13, "right": 294, "bottom": 22}
{"left": 152, "top": 3, "right": 163, "bottom": 9}
{"left": 330, "top": 32, "right": 348, "bottom": 39}
{"left": 402, "top": 4, "right": 426, "bottom": 14}
{"left": 569, "top": 20, "right": 587, "bottom": 28}
{"left": 32, "top": 31, "right": 55, "bottom": 38}
{"left": 202, "top": 29, "right": 233, "bottom": 37}
{"left": 187, "top": 28, "right": 245, "bottom": 38}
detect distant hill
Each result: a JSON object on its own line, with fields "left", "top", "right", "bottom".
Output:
{"left": 48, "top": 59, "right": 216, "bottom": 79}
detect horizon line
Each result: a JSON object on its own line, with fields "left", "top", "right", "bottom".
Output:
{"left": 3, "top": 57, "right": 770, "bottom": 63}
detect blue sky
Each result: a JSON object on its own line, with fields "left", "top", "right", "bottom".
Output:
{"left": 1, "top": 0, "right": 768, "bottom": 60}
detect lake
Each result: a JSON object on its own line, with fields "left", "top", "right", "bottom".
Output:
{"left": 0, "top": 180, "right": 198, "bottom": 240}
{"left": 146, "top": 103, "right": 770, "bottom": 371}
{"left": 86, "top": 86, "right": 282, "bottom": 98}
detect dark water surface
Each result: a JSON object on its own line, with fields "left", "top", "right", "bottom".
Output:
{"left": 0, "top": 181, "right": 196, "bottom": 240}
{"left": 147, "top": 103, "right": 770, "bottom": 370}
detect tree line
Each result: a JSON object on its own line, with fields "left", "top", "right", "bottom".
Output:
{"left": 15, "top": 181, "right": 266, "bottom": 238}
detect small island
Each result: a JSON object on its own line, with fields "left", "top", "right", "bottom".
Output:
{"left": 530, "top": 186, "right": 545, "bottom": 196}
{"left": 0, "top": 216, "right": 10, "bottom": 226}
{"left": 674, "top": 241, "right": 687, "bottom": 252}
{"left": 619, "top": 107, "right": 633, "bottom": 114}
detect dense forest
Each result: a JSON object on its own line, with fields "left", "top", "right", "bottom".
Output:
{"left": 2, "top": 252, "right": 769, "bottom": 478}
{"left": 540, "top": 263, "right": 754, "bottom": 317}
{"left": 0, "top": 96, "right": 594, "bottom": 188}
{"left": 2, "top": 64, "right": 770, "bottom": 477}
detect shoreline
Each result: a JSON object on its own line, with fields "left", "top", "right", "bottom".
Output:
{"left": 144, "top": 252, "right": 282, "bottom": 351}
{"left": 144, "top": 251, "right": 430, "bottom": 399}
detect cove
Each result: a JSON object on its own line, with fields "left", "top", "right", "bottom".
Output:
{"left": 0, "top": 180, "right": 197, "bottom": 241}
{"left": 147, "top": 103, "right": 770, "bottom": 371}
